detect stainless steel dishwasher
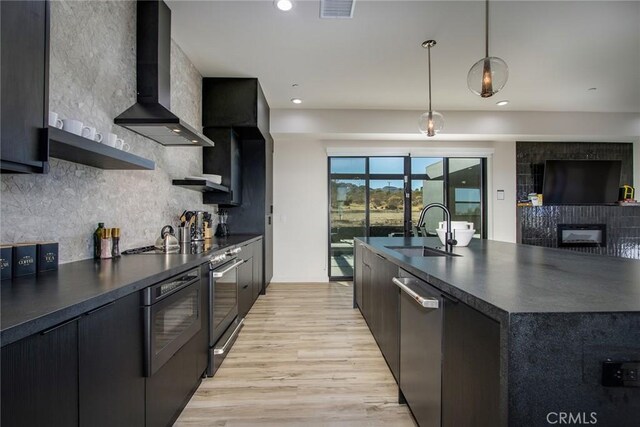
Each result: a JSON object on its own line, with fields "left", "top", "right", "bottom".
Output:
{"left": 395, "top": 272, "right": 444, "bottom": 427}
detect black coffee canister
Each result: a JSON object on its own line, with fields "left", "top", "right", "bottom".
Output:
{"left": 12, "top": 244, "right": 37, "bottom": 278}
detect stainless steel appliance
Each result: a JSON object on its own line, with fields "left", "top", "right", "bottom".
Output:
{"left": 142, "top": 268, "right": 202, "bottom": 377}
{"left": 207, "top": 247, "right": 245, "bottom": 376}
{"left": 395, "top": 274, "right": 443, "bottom": 427}
{"left": 154, "top": 225, "right": 180, "bottom": 252}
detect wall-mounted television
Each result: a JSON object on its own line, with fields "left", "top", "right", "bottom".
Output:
{"left": 542, "top": 160, "right": 621, "bottom": 205}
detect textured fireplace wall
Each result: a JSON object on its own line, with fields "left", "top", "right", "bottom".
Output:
{"left": 515, "top": 141, "right": 633, "bottom": 201}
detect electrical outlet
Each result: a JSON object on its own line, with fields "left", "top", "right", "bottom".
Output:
{"left": 602, "top": 361, "right": 640, "bottom": 387}
{"left": 497, "top": 190, "right": 505, "bottom": 200}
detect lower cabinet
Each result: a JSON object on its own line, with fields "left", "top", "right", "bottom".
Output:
{"left": 1, "top": 318, "right": 79, "bottom": 427}
{"left": 397, "top": 269, "right": 501, "bottom": 427}
{"left": 356, "top": 245, "right": 399, "bottom": 381}
{"left": 356, "top": 246, "right": 501, "bottom": 427}
{"left": 252, "top": 239, "right": 264, "bottom": 300}
{"left": 238, "top": 242, "right": 254, "bottom": 318}
{"left": 79, "top": 293, "right": 145, "bottom": 427}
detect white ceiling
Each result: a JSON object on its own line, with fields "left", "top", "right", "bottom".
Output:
{"left": 168, "top": 0, "right": 640, "bottom": 113}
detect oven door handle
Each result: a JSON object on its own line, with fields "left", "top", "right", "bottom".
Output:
{"left": 213, "top": 318, "right": 245, "bottom": 355}
{"left": 211, "top": 259, "right": 245, "bottom": 278}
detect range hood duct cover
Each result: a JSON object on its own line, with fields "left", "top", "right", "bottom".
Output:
{"left": 114, "top": 0, "right": 213, "bottom": 147}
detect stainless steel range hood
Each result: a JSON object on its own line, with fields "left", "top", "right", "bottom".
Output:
{"left": 114, "top": 0, "right": 214, "bottom": 147}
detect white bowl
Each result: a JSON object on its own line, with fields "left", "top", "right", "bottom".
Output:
{"left": 438, "top": 221, "right": 473, "bottom": 230}
{"left": 436, "top": 228, "right": 476, "bottom": 247}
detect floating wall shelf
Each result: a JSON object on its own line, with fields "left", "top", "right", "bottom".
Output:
{"left": 47, "top": 127, "right": 155, "bottom": 170}
{"left": 172, "top": 179, "right": 229, "bottom": 193}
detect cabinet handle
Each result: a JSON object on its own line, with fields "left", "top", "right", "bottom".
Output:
{"left": 86, "top": 301, "right": 115, "bottom": 316}
{"left": 41, "top": 316, "right": 79, "bottom": 335}
{"left": 213, "top": 318, "right": 245, "bottom": 355}
{"left": 375, "top": 253, "right": 385, "bottom": 260}
{"left": 392, "top": 277, "right": 440, "bottom": 309}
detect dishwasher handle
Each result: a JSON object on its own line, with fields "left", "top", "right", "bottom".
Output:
{"left": 393, "top": 277, "right": 440, "bottom": 309}
{"left": 211, "top": 259, "right": 245, "bottom": 277}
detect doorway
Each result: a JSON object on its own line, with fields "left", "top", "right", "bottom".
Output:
{"left": 328, "top": 156, "right": 486, "bottom": 279}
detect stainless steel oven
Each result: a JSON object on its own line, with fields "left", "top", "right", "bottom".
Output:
{"left": 207, "top": 247, "right": 245, "bottom": 376}
{"left": 142, "top": 268, "right": 202, "bottom": 377}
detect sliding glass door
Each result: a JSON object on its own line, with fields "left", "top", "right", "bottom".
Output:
{"left": 328, "top": 156, "right": 486, "bottom": 279}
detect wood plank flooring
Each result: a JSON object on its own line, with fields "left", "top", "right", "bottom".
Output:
{"left": 175, "top": 282, "right": 415, "bottom": 426}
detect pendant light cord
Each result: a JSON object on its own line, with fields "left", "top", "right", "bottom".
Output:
{"left": 485, "top": 0, "right": 489, "bottom": 58}
{"left": 427, "top": 44, "right": 432, "bottom": 112}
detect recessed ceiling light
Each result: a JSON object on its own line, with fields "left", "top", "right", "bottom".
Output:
{"left": 191, "top": 140, "right": 198, "bottom": 143}
{"left": 291, "top": 98, "right": 302, "bottom": 104}
{"left": 275, "top": 0, "right": 293, "bottom": 11}
{"left": 173, "top": 128, "right": 181, "bottom": 133}
{"left": 496, "top": 100, "right": 509, "bottom": 106}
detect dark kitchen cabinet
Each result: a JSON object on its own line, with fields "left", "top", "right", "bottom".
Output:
{"left": 354, "top": 241, "right": 364, "bottom": 309}
{"left": 397, "top": 268, "right": 500, "bottom": 427}
{"left": 78, "top": 293, "right": 145, "bottom": 427}
{"left": 252, "top": 238, "right": 264, "bottom": 301}
{"left": 202, "top": 78, "right": 273, "bottom": 288}
{"left": 372, "top": 254, "right": 399, "bottom": 381}
{"left": 1, "top": 0, "right": 50, "bottom": 173}
{"left": 441, "top": 290, "right": 500, "bottom": 426}
{"left": 196, "top": 263, "right": 211, "bottom": 377}
{"left": 359, "top": 247, "right": 399, "bottom": 381}
{"left": 146, "top": 334, "right": 202, "bottom": 427}
{"left": 238, "top": 242, "right": 254, "bottom": 318}
{"left": 202, "top": 127, "right": 242, "bottom": 206}
{"left": 1, "top": 318, "right": 78, "bottom": 427}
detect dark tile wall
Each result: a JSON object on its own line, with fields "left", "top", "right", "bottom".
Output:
{"left": 517, "top": 206, "right": 640, "bottom": 260}
{"left": 515, "top": 141, "right": 634, "bottom": 201}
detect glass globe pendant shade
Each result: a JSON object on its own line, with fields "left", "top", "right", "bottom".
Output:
{"left": 467, "top": 56, "right": 508, "bottom": 98}
{"left": 418, "top": 111, "right": 444, "bottom": 137}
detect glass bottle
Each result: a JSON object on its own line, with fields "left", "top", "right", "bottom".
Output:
{"left": 100, "top": 228, "right": 112, "bottom": 259}
{"left": 94, "top": 223, "right": 105, "bottom": 259}
{"left": 111, "top": 228, "right": 121, "bottom": 258}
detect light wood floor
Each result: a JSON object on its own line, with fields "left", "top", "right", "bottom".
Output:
{"left": 175, "top": 282, "right": 415, "bottom": 426}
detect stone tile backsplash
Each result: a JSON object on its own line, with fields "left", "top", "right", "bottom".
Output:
{"left": 0, "top": 1, "right": 214, "bottom": 263}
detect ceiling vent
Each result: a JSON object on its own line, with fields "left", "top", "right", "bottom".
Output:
{"left": 320, "top": 0, "right": 355, "bottom": 19}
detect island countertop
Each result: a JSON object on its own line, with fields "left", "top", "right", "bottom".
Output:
{"left": 1, "top": 234, "right": 262, "bottom": 347}
{"left": 358, "top": 237, "right": 640, "bottom": 320}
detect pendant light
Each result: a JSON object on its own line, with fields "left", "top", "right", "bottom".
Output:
{"left": 418, "top": 40, "right": 444, "bottom": 137}
{"left": 467, "top": 0, "right": 508, "bottom": 97}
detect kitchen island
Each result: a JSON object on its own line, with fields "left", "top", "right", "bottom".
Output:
{"left": 355, "top": 237, "right": 640, "bottom": 427}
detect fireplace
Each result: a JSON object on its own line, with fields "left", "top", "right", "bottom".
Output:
{"left": 557, "top": 224, "right": 607, "bottom": 248}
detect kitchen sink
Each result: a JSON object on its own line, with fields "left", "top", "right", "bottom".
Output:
{"left": 386, "top": 246, "right": 462, "bottom": 258}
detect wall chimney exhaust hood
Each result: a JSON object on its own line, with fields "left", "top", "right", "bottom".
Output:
{"left": 114, "top": 0, "right": 214, "bottom": 147}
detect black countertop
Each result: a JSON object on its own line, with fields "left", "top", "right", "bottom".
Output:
{"left": 1, "top": 234, "right": 261, "bottom": 347}
{"left": 359, "top": 237, "right": 640, "bottom": 322}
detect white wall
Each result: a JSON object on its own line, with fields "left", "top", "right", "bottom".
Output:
{"left": 270, "top": 108, "right": 639, "bottom": 283}
{"left": 272, "top": 138, "right": 517, "bottom": 282}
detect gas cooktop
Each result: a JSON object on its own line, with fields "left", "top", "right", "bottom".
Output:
{"left": 122, "top": 241, "right": 220, "bottom": 255}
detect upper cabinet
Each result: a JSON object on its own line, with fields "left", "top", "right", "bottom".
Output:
{"left": 202, "top": 78, "right": 270, "bottom": 140}
{"left": 0, "top": 0, "right": 50, "bottom": 174}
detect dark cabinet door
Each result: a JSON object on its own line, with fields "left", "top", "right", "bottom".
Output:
{"left": 1, "top": 318, "right": 79, "bottom": 427}
{"left": 361, "top": 248, "right": 373, "bottom": 327}
{"left": 252, "top": 239, "right": 264, "bottom": 301}
{"left": 195, "top": 264, "right": 210, "bottom": 377}
{"left": 442, "top": 298, "right": 500, "bottom": 426}
{"left": 354, "top": 241, "right": 364, "bottom": 309}
{"left": 398, "top": 272, "right": 444, "bottom": 427}
{"left": 0, "top": 0, "right": 49, "bottom": 173}
{"left": 78, "top": 293, "right": 144, "bottom": 427}
{"left": 376, "top": 254, "right": 400, "bottom": 381}
{"left": 238, "top": 255, "right": 254, "bottom": 318}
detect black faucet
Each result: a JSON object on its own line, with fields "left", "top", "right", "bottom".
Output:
{"left": 416, "top": 203, "right": 457, "bottom": 252}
